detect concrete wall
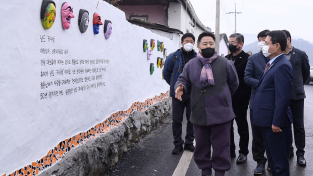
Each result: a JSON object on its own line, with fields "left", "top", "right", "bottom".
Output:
{"left": 119, "top": 5, "right": 166, "bottom": 24}
{"left": 0, "top": 0, "right": 179, "bottom": 175}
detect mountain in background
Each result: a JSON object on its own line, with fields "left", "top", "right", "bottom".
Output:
{"left": 243, "top": 39, "right": 313, "bottom": 66}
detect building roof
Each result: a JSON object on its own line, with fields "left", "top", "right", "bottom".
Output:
{"left": 179, "top": 0, "right": 210, "bottom": 32}
{"left": 127, "top": 19, "right": 183, "bottom": 34}
{"left": 119, "top": 0, "right": 210, "bottom": 32}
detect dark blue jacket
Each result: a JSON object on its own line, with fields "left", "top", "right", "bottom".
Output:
{"left": 163, "top": 49, "right": 197, "bottom": 97}
{"left": 244, "top": 51, "right": 268, "bottom": 109}
{"left": 253, "top": 54, "right": 293, "bottom": 128}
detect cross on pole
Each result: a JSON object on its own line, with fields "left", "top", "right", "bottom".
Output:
{"left": 226, "top": 3, "right": 242, "bottom": 33}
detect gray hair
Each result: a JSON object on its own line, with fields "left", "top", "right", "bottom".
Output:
{"left": 229, "top": 33, "right": 244, "bottom": 44}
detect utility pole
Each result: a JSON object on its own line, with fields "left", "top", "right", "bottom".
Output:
{"left": 226, "top": 3, "right": 242, "bottom": 33}
{"left": 215, "top": 0, "right": 220, "bottom": 54}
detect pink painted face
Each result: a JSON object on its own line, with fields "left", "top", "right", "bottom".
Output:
{"left": 61, "top": 3, "right": 75, "bottom": 29}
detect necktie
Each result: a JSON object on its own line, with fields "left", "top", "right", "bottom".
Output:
{"left": 264, "top": 62, "right": 270, "bottom": 74}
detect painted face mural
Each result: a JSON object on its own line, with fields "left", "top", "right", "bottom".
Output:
{"left": 147, "top": 48, "right": 152, "bottom": 60}
{"left": 150, "top": 63, "right": 155, "bottom": 75}
{"left": 151, "top": 39, "right": 155, "bottom": 51}
{"left": 161, "top": 42, "right": 165, "bottom": 52}
{"left": 157, "top": 40, "right": 161, "bottom": 51}
{"left": 104, "top": 20, "right": 113, "bottom": 39}
{"left": 160, "top": 58, "right": 164, "bottom": 68}
{"left": 93, "top": 13, "right": 103, "bottom": 34}
{"left": 78, "top": 9, "right": 89, "bottom": 33}
{"left": 163, "top": 48, "right": 167, "bottom": 58}
{"left": 61, "top": 2, "right": 74, "bottom": 30}
{"left": 143, "top": 40, "right": 148, "bottom": 52}
{"left": 41, "top": 0, "right": 56, "bottom": 30}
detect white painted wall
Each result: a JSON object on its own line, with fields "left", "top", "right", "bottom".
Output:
{"left": 0, "top": 0, "right": 179, "bottom": 174}
{"left": 219, "top": 38, "right": 229, "bottom": 57}
{"left": 168, "top": 2, "right": 208, "bottom": 52}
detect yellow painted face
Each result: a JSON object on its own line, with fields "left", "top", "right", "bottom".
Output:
{"left": 42, "top": 3, "right": 56, "bottom": 29}
{"left": 161, "top": 42, "right": 165, "bottom": 52}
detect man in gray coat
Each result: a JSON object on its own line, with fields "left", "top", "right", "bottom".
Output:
{"left": 282, "top": 30, "right": 310, "bottom": 166}
{"left": 244, "top": 29, "right": 270, "bottom": 174}
{"left": 175, "top": 32, "right": 239, "bottom": 176}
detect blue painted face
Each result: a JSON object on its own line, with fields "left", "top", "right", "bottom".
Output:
{"left": 93, "top": 24, "right": 100, "bottom": 34}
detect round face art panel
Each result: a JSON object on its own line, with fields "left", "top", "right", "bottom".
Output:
{"left": 93, "top": 13, "right": 103, "bottom": 34}
{"left": 78, "top": 9, "right": 89, "bottom": 33}
{"left": 151, "top": 39, "right": 155, "bottom": 51}
{"left": 147, "top": 48, "right": 152, "bottom": 60}
{"left": 104, "top": 20, "right": 112, "bottom": 39}
{"left": 150, "top": 63, "right": 155, "bottom": 75}
{"left": 157, "top": 40, "right": 161, "bottom": 51}
{"left": 143, "top": 40, "right": 148, "bottom": 52}
{"left": 41, "top": 0, "right": 56, "bottom": 30}
{"left": 61, "top": 2, "right": 75, "bottom": 30}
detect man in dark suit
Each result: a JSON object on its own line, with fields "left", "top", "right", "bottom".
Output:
{"left": 225, "top": 33, "right": 251, "bottom": 164}
{"left": 282, "top": 30, "right": 310, "bottom": 166}
{"left": 244, "top": 29, "right": 270, "bottom": 174}
{"left": 253, "top": 30, "right": 293, "bottom": 176}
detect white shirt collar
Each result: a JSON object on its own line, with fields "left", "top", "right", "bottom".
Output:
{"left": 269, "top": 53, "right": 284, "bottom": 65}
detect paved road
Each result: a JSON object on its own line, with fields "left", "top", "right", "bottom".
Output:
{"left": 108, "top": 84, "right": 313, "bottom": 176}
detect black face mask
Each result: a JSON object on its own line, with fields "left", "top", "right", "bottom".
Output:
{"left": 229, "top": 43, "right": 239, "bottom": 53}
{"left": 201, "top": 47, "right": 215, "bottom": 58}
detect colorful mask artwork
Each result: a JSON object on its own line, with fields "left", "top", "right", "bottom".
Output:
{"left": 78, "top": 9, "right": 89, "bottom": 33}
{"left": 93, "top": 13, "right": 103, "bottom": 34}
{"left": 61, "top": 2, "right": 74, "bottom": 30}
{"left": 147, "top": 48, "right": 152, "bottom": 60}
{"left": 160, "top": 42, "right": 165, "bottom": 52}
{"left": 41, "top": 0, "right": 56, "bottom": 30}
{"left": 160, "top": 58, "right": 164, "bottom": 68}
{"left": 143, "top": 40, "right": 148, "bottom": 52}
{"left": 157, "top": 40, "right": 161, "bottom": 51}
{"left": 150, "top": 63, "right": 155, "bottom": 75}
{"left": 163, "top": 48, "right": 167, "bottom": 59}
{"left": 151, "top": 39, "right": 155, "bottom": 51}
{"left": 157, "top": 57, "right": 161, "bottom": 68}
{"left": 104, "top": 20, "right": 113, "bottom": 39}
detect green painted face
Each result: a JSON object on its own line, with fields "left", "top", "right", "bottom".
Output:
{"left": 157, "top": 41, "right": 161, "bottom": 51}
{"left": 150, "top": 63, "right": 155, "bottom": 75}
{"left": 143, "top": 40, "right": 148, "bottom": 52}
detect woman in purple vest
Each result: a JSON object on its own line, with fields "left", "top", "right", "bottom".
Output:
{"left": 175, "top": 32, "right": 239, "bottom": 176}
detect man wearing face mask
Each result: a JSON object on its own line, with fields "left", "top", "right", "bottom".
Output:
{"left": 225, "top": 33, "right": 251, "bottom": 164}
{"left": 253, "top": 30, "right": 293, "bottom": 176}
{"left": 282, "top": 30, "right": 310, "bottom": 166}
{"left": 175, "top": 31, "right": 239, "bottom": 176}
{"left": 244, "top": 29, "right": 271, "bottom": 174}
{"left": 163, "top": 33, "right": 197, "bottom": 154}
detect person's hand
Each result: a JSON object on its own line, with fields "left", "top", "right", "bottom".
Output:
{"left": 175, "top": 83, "right": 184, "bottom": 101}
{"left": 272, "top": 124, "right": 282, "bottom": 133}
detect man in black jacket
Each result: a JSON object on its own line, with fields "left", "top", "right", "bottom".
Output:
{"left": 282, "top": 30, "right": 310, "bottom": 166}
{"left": 226, "top": 33, "right": 251, "bottom": 164}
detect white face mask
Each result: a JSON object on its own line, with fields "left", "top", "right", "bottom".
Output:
{"left": 262, "top": 44, "right": 278, "bottom": 57}
{"left": 258, "top": 41, "right": 265, "bottom": 51}
{"left": 183, "top": 43, "right": 194, "bottom": 52}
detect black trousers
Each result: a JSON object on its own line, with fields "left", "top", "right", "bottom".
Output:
{"left": 289, "top": 99, "right": 305, "bottom": 156}
{"left": 230, "top": 104, "right": 249, "bottom": 155}
{"left": 172, "top": 97, "right": 194, "bottom": 146}
{"left": 250, "top": 109, "right": 267, "bottom": 164}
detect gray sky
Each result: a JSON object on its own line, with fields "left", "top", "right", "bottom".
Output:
{"left": 189, "top": 0, "right": 313, "bottom": 43}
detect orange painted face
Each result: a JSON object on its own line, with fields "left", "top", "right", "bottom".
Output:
{"left": 151, "top": 39, "right": 155, "bottom": 51}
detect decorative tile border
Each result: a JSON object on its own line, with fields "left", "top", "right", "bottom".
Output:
{"left": 3, "top": 91, "right": 169, "bottom": 176}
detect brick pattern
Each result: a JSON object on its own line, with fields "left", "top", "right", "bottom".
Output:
{"left": 3, "top": 91, "right": 169, "bottom": 176}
